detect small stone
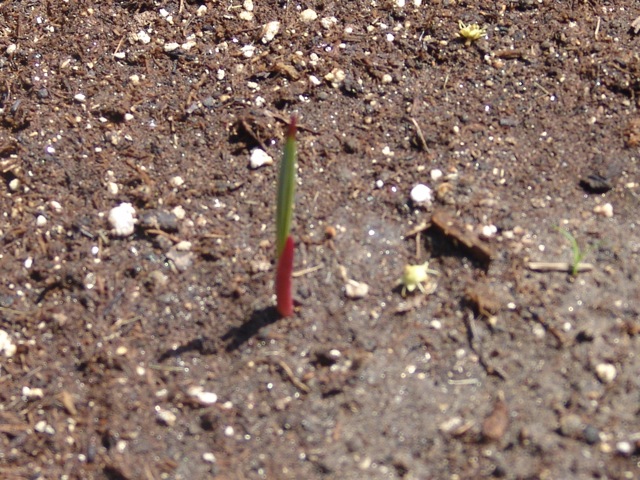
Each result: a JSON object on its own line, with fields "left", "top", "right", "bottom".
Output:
{"left": 240, "top": 44, "right": 256, "bottom": 58}
{"left": 49, "top": 200, "right": 62, "bottom": 212}
{"left": 139, "top": 209, "right": 179, "bottom": 232}
{"left": 164, "top": 42, "right": 180, "bottom": 52}
{"left": 616, "top": 441, "right": 633, "bottom": 456}
{"left": 249, "top": 149, "right": 273, "bottom": 169}
{"left": 136, "top": 30, "right": 151, "bottom": 44}
{"left": 559, "top": 414, "right": 585, "bottom": 439}
{"left": 430, "top": 169, "right": 443, "bottom": 181}
{"left": 261, "top": 21, "right": 280, "bottom": 43}
{"left": 155, "top": 407, "right": 177, "bottom": 426}
{"left": 439, "top": 417, "right": 463, "bottom": 433}
{"left": 593, "top": 203, "right": 613, "bottom": 218}
{"left": 410, "top": 184, "right": 432, "bottom": 204}
{"left": 309, "top": 75, "right": 322, "bottom": 86}
{"left": 345, "top": 279, "right": 369, "bottom": 299}
{"left": 203, "top": 452, "right": 216, "bottom": 463}
{"left": 595, "top": 363, "right": 617, "bottom": 383}
{"left": 22, "top": 386, "right": 44, "bottom": 399}
{"left": 320, "top": 16, "right": 338, "bottom": 29}
{"left": 8, "top": 178, "right": 20, "bottom": 191}
{"left": 170, "top": 176, "right": 184, "bottom": 187}
{"left": 188, "top": 386, "right": 218, "bottom": 405}
{"left": 108, "top": 203, "right": 137, "bottom": 237}
{"left": 196, "top": 5, "right": 207, "bottom": 16}
{"left": 74, "top": 93, "right": 86, "bottom": 103}
{"left": 583, "top": 425, "right": 600, "bottom": 445}
{"left": 6, "top": 44, "right": 17, "bottom": 55}
{"left": 480, "top": 225, "right": 497, "bottom": 238}
{"left": 36, "top": 215, "right": 47, "bottom": 227}
{"left": 300, "top": 9, "right": 318, "bottom": 22}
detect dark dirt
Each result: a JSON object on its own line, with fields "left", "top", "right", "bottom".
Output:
{"left": 1, "top": 1, "right": 640, "bottom": 479}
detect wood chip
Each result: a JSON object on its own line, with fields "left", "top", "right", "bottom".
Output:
{"left": 482, "top": 395, "right": 509, "bottom": 441}
{"left": 431, "top": 211, "right": 494, "bottom": 264}
{"left": 527, "top": 262, "right": 593, "bottom": 273}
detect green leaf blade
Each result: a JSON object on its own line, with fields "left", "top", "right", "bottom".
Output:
{"left": 276, "top": 117, "right": 297, "bottom": 258}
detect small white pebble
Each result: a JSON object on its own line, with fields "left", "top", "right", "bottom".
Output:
{"left": 24, "top": 257, "right": 33, "bottom": 269}
{"left": 309, "top": 75, "right": 322, "bottom": 86}
{"left": 115, "top": 346, "right": 128, "bottom": 356}
{"left": 249, "top": 149, "right": 273, "bottom": 169}
{"left": 238, "top": 10, "right": 254, "bottom": 21}
{"left": 593, "top": 203, "right": 613, "bottom": 218}
{"left": 113, "top": 51, "right": 126, "bottom": 59}
{"left": 224, "top": 426, "right": 234, "bottom": 437}
{"left": 8, "top": 178, "right": 20, "bottom": 191}
{"left": 395, "top": 0, "right": 406, "bottom": 6}
{"left": 375, "top": 179, "right": 384, "bottom": 189}
{"left": 203, "top": 452, "right": 216, "bottom": 463}
{"left": 430, "top": 169, "right": 443, "bottom": 181}
{"left": 261, "top": 21, "right": 280, "bottom": 43}
{"left": 320, "top": 17, "right": 338, "bottom": 29}
{"left": 381, "top": 74, "right": 393, "bottom": 84}
{"left": 181, "top": 40, "right": 197, "bottom": 51}
{"left": 386, "top": 33, "right": 395, "bottom": 42}
{"left": 410, "top": 184, "right": 432, "bottom": 204}
{"left": 480, "top": 224, "right": 497, "bottom": 238}
{"left": 49, "top": 200, "right": 62, "bottom": 212}
{"left": 595, "top": 363, "right": 617, "bottom": 384}
{"left": 155, "top": 407, "right": 177, "bottom": 426}
{"left": 430, "top": 320, "right": 442, "bottom": 330}
{"left": 22, "top": 386, "right": 44, "bottom": 399}
{"left": 129, "top": 74, "right": 140, "bottom": 85}
{"left": 108, "top": 203, "right": 137, "bottom": 237}
{"left": 175, "top": 241, "right": 192, "bottom": 251}
{"left": 0, "top": 330, "right": 16, "bottom": 357}
{"left": 124, "top": 113, "right": 134, "bottom": 121}
{"left": 164, "top": 42, "right": 180, "bottom": 52}
{"left": 74, "top": 93, "right": 86, "bottom": 103}
{"left": 345, "top": 279, "right": 370, "bottom": 299}
{"left": 136, "top": 30, "right": 151, "bottom": 44}
{"left": 196, "top": 5, "right": 207, "bottom": 16}
{"left": 300, "top": 9, "right": 318, "bottom": 22}
{"left": 616, "top": 441, "right": 632, "bottom": 456}
{"left": 36, "top": 215, "right": 47, "bottom": 227}
{"left": 216, "top": 69, "right": 226, "bottom": 80}
{"left": 172, "top": 205, "right": 186, "bottom": 220}
{"left": 170, "top": 176, "right": 184, "bottom": 188}
{"left": 241, "top": 44, "right": 256, "bottom": 58}
{"left": 6, "top": 44, "right": 17, "bottom": 55}
{"left": 188, "top": 386, "right": 218, "bottom": 405}
{"left": 243, "top": 0, "right": 254, "bottom": 11}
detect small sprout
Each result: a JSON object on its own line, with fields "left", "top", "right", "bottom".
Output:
{"left": 557, "top": 227, "right": 596, "bottom": 277}
{"left": 399, "top": 262, "right": 439, "bottom": 297}
{"left": 458, "top": 21, "right": 487, "bottom": 46}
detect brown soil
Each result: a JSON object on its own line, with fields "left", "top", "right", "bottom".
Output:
{"left": 1, "top": 1, "right": 639, "bottom": 479}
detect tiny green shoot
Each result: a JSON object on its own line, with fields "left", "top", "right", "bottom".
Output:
{"left": 275, "top": 117, "right": 297, "bottom": 317}
{"left": 276, "top": 118, "right": 297, "bottom": 258}
{"left": 556, "top": 227, "right": 594, "bottom": 276}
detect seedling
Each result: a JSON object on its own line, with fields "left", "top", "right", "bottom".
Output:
{"left": 557, "top": 227, "right": 595, "bottom": 276}
{"left": 398, "top": 261, "right": 439, "bottom": 297}
{"left": 458, "top": 21, "right": 487, "bottom": 46}
{"left": 275, "top": 117, "right": 297, "bottom": 317}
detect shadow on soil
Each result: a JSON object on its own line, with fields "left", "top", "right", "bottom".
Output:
{"left": 221, "top": 306, "right": 280, "bottom": 352}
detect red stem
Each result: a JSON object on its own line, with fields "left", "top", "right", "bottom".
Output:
{"left": 276, "top": 235, "right": 295, "bottom": 317}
